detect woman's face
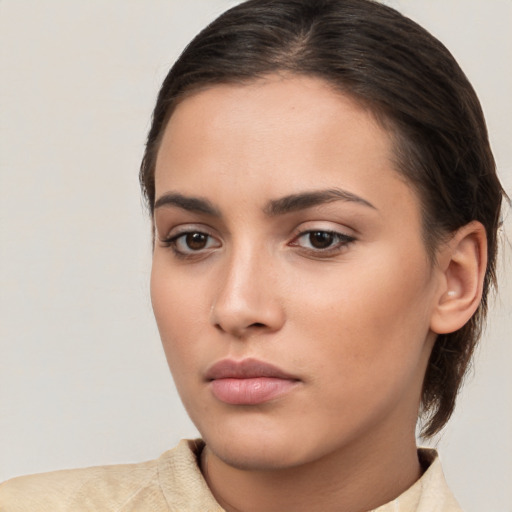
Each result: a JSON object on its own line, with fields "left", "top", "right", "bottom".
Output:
{"left": 151, "top": 75, "right": 441, "bottom": 470}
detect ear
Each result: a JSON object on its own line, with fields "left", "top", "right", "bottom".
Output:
{"left": 430, "top": 221, "right": 488, "bottom": 335}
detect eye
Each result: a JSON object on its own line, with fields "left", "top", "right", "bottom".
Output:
{"left": 161, "top": 230, "right": 221, "bottom": 258}
{"left": 178, "top": 232, "right": 210, "bottom": 251}
{"left": 303, "top": 231, "right": 337, "bottom": 249}
{"left": 290, "top": 229, "right": 355, "bottom": 254}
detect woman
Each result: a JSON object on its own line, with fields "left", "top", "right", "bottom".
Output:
{"left": 0, "top": 0, "right": 507, "bottom": 510}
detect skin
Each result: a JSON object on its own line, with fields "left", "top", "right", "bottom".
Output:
{"left": 150, "top": 75, "right": 453, "bottom": 511}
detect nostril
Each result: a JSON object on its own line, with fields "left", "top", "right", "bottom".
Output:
{"left": 214, "top": 321, "right": 267, "bottom": 336}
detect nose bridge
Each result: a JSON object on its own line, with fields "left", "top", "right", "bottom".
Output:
{"left": 211, "top": 238, "right": 284, "bottom": 336}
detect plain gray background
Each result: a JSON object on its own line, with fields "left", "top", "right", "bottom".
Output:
{"left": 1, "top": 1, "right": 511, "bottom": 510}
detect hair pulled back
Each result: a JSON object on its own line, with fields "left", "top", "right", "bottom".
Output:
{"left": 140, "top": 0, "right": 505, "bottom": 437}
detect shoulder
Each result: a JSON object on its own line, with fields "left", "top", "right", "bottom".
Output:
{"left": 0, "top": 453, "right": 162, "bottom": 511}
{"left": 0, "top": 439, "right": 221, "bottom": 512}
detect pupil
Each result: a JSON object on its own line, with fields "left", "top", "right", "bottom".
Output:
{"left": 186, "top": 233, "right": 207, "bottom": 250}
{"left": 309, "top": 231, "right": 334, "bottom": 249}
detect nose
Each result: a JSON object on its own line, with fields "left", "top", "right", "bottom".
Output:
{"left": 210, "top": 247, "right": 285, "bottom": 339}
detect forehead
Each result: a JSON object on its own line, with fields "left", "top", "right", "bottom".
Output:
{"left": 162, "top": 76, "right": 388, "bottom": 147}
{"left": 154, "top": 75, "right": 419, "bottom": 221}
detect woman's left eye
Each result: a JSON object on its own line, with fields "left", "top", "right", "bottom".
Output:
{"left": 290, "top": 230, "right": 355, "bottom": 253}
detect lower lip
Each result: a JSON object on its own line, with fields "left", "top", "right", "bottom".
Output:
{"left": 210, "top": 377, "right": 299, "bottom": 405}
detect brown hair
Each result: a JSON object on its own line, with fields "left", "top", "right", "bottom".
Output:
{"left": 140, "top": 0, "right": 505, "bottom": 437}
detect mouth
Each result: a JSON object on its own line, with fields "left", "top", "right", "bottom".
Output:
{"left": 205, "top": 358, "right": 301, "bottom": 405}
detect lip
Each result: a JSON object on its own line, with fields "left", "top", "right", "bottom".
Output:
{"left": 205, "top": 358, "right": 301, "bottom": 405}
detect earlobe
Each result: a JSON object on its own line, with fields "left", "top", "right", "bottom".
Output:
{"left": 430, "top": 221, "right": 487, "bottom": 335}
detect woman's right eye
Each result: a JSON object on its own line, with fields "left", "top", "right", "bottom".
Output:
{"left": 162, "top": 231, "right": 221, "bottom": 258}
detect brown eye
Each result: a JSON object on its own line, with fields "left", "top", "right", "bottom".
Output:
{"left": 185, "top": 232, "right": 208, "bottom": 250}
{"left": 308, "top": 231, "right": 335, "bottom": 249}
{"left": 290, "top": 229, "right": 356, "bottom": 255}
{"left": 164, "top": 230, "right": 221, "bottom": 257}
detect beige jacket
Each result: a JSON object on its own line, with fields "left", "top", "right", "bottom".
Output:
{"left": 0, "top": 439, "right": 462, "bottom": 511}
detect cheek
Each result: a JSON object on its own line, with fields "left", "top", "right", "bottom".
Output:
{"left": 291, "top": 265, "right": 434, "bottom": 435}
{"left": 291, "top": 247, "right": 434, "bottom": 379}
{"left": 150, "top": 259, "right": 208, "bottom": 369}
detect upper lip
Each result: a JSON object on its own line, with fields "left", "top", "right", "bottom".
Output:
{"left": 205, "top": 358, "right": 299, "bottom": 381}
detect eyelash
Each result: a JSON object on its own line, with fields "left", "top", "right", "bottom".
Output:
{"left": 160, "top": 230, "right": 219, "bottom": 259}
{"left": 159, "top": 228, "right": 356, "bottom": 260}
{"left": 289, "top": 229, "right": 356, "bottom": 256}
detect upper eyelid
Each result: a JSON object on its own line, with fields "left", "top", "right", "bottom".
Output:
{"left": 295, "top": 228, "right": 353, "bottom": 237}
{"left": 172, "top": 231, "right": 220, "bottom": 248}
{"left": 291, "top": 229, "right": 355, "bottom": 244}
{"left": 289, "top": 225, "right": 357, "bottom": 250}
{"left": 156, "top": 221, "right": 356, "bottom": 243}
{"left": 291, "top": 221, "right": 356, "bottom": 237}
{"left": 157, "top": 223, "right": 218, "bottom": 242}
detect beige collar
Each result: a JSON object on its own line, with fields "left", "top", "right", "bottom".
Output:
{"left": 157, "top": 440, "right": 462, "bottom": 512}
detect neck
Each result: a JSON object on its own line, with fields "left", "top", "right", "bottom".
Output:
{"left": 201, "top": 426, "right": 422, "bottom": 512}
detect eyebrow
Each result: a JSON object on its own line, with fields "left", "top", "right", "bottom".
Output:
{"left": 264, "top": 188, "right": 377, "bottom": 216}
{"left": 153, "top": 188, "right": 376, "bottom": 217}
{"left": 154, "top": 193, "right": 221, "bottom": 216}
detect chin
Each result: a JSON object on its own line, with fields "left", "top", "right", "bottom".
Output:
{"left": 197, "top": 414, "right": 311, "bottom": 471}
{"left": 205, "top": 433, "right": 303, "bottom": 471}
